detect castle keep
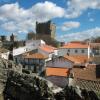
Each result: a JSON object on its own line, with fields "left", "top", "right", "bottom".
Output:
{"left": 36, "top": 20, "right": 56, "bottom": 39}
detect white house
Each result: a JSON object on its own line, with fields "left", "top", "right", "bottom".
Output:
{"left": 38, "top": 45, "right": 58, "bottom": 61}
{"left": 58, "top": 41, "right": 90, "bottom": 58}
{"left": 1, "top": 46, "right": 35, "bottom": 60}
{"left": 1, "top": 40, "right": 46, "bottom": 60}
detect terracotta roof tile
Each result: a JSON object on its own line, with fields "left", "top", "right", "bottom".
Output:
{"left": 73, "top": 64, "right": 100, "bottom": 81}
{"left": 46, "top": 68, "right": 69, "bottom": 77}
{"left": 60, "top": 42, "right": 88, "bottom": 49}
{"left": 73, "top": 64, "right": 100, "bottom": 92}
{"left": 39, "top": 45, "right": 57, "bottom": 53}
{"left": 64, "top": 55, "right": 89, "bottom": 64}
{"left": 75, "top": 78, "right": 100, "bottom": 92}
{"left": 24, "top": 53, "right": 48, "bottom": 59}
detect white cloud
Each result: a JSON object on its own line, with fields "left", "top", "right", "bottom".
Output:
{"left": 31, "top": 1, "right": 65, "bottom": 22}
{"left": 65, "top": 0, "right": 100, "bottom": 18}
{"left": 0, "top": 1, "right": 65, "bottom": 33}
{"left": 1, "top": 22, "right": 17, "bottom": 32}
{"left": 0, "top": 3, "right": 33, "bottom": 33}
{"left": 61, "top": 21, "right": 80, "bottom": 31}
{"left": 58, "top": 27, "right": 100, "bottom": 42}
{"left": 0, "top": 3, "right": 30, "bottom": 22}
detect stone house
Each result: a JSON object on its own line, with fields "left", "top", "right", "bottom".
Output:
{"left": 45, "top": 56, "right": 74, "bottom": 87}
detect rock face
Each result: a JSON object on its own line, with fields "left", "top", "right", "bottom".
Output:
{"left": 0, "top": 58, "right": 100, "bottom": 100}
{"left": 4, "top": 71, "right": 55, "bottom": 100}
{"left": 0, "top": 58, "right": 12, "bottom": 95}
{"left": 0, "top": 58, "right": 22, "bottom": 100}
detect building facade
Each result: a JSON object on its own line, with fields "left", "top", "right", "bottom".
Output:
{"left": 20, "top": 53, "right": 48, "bottom": 74}
{"left": 58, "top": 41, "right": 90, "bottom": 58}
{"left": 46, "top": 56, "right": 74, "bottom": 69}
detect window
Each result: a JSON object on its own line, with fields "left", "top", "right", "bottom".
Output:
{"left": 81, "top": 50, "right": 85, "bottom": 53}
{"left": 75, "top": 50, "right": 78, "bottom": 53}
{"left": 68, "top": 49, "right": 70, "bottom": 52}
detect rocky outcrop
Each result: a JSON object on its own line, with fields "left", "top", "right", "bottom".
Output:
{"left": 0, "top": 58, "right": 22, "bottom": 99}
{"left": 4, "top": 71, "right": 55, "bottom": 100}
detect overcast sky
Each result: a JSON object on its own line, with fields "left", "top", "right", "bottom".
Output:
{"left": 0, "top": 0, "right": 100, "bottom": 42}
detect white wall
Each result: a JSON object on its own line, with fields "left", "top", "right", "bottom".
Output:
{"left": 26, "top": 40, "right": 45, "bottom": 47}
{"left": 38, "top": 48, "right": 49, "bottom": 57}
{"left": 54, "top": 49, "right": 58, "bottom": 55}
{"left": 58, "top": 48, "right": 88, "bottom": 56}
{"left": 1, "top": 45, "right": 38, "bottom": 60}
{"left": 38, "top": 48, "right": 54, "bottom": 61}
{"left": 13, "top": 45, "right": 38, "bottom": 56}
{"left": 13, "top": 40, "right": 46, "bottom": 58}
{"left": 58, "top": 48, "right": 67, "bottom": 56}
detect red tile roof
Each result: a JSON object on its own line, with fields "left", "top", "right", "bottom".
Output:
{"left": 73, "top": 64, "right": 100, "bottom": 92}
{"left": 60, "top": 42, "right": 88, "bottom": 49}
{"left": 64, "top": 55, "right": 90, "bottom": 64}
{"left": 73, "top": 64, "right": 100, "bottom": 81}
{"left": 46, "top": 68, "right": 69, "bottom": 77}
{"left": 39, "top": 45, "right": 57, "bottom": 53}
{"left": 24, "top": 53, "right": 48, "bottom": 59}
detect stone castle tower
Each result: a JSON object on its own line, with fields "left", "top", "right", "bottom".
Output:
{"left": 36, "top": 20, "right": 56, "bottom": 39}
{"left": 27, "top": 21, "right": 59, "bottom": 47}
